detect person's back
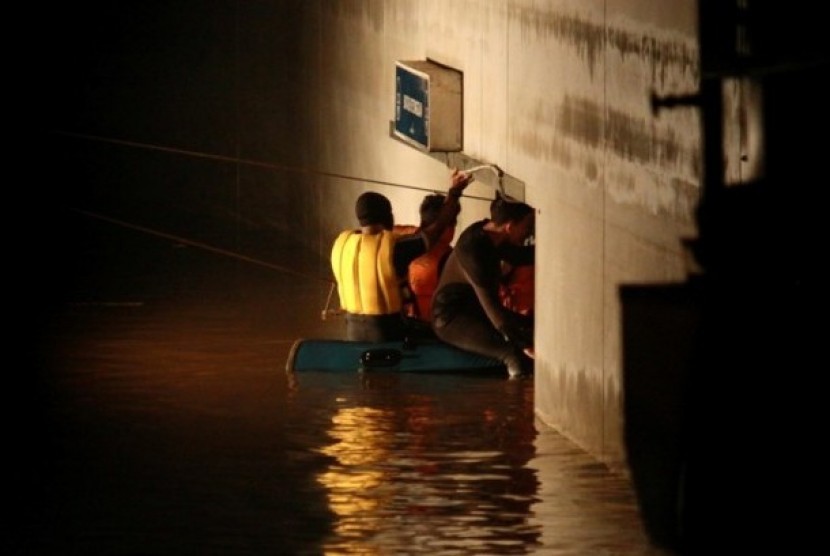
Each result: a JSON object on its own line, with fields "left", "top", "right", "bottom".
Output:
{"left": 331, "top": 222, "right": 406, "bottom": 342}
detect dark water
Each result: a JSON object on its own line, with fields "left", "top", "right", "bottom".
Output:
{"left": 12, "top": 228, "right": 666, "bottom": 555}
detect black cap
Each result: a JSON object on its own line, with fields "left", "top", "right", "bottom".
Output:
{"left": 355, "top": 192, "right": 392, "bottom": 226}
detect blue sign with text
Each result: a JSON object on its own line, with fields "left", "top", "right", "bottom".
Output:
{"left": 395, "top": 65, "right": 429, "bottom": 149}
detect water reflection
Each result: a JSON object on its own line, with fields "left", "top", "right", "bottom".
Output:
{"left": 288, "top": 371, "right": 543, "bottom": 554}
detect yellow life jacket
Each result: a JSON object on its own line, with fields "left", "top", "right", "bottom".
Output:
{"left": 331, "top": 229, "right": 402, "bottom": 315}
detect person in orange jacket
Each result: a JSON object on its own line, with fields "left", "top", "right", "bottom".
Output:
{"left": 493, "top": 192, "right": 535, "bottom": 318}
{"left": 405, "top": 194, "right": 459, "bottom": 324}
{"left": 499, "top": 256, "right": 535, "bottom": 316}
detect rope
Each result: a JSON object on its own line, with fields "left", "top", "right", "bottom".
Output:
{"left": 464, "top": 164, "right": 508, "bottom": 198}
{"left": 70, "top": 207, "right": 329, "bottom": 282}
{"left": 52, "top": 130, "right": 497, "bottom": 200}
{"left": 54, "top": 131, "right": 510, "bottom": 297}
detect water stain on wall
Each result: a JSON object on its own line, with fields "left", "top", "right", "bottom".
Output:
{"left": 323, "top": 1, "right": 387, "bottom": 33}
{"left": 511, "top": 6, "right": 698, "bottom": 87}
{"left": 518, "top": 95, "right": 698, "bottom": 177}
{"left": 516, "top": 93, "right": 700, "bottom": 219}
{"left": 545, "top": 363, "right": 607, "bottom": 459}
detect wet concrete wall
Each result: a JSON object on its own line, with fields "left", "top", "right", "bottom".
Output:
{"left": 504, "top": 1, "right": 700, "bottom": 467}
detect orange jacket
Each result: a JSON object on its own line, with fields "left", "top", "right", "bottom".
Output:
{"left": 406, "top": 227, "right": 454, "bottom": 321}
{"left": 499, "top": 263, "right": 535, "bottom": 316}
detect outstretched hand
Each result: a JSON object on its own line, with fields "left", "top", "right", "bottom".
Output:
{"left": 449, "top": 168, "right": 473, "bottom": 194}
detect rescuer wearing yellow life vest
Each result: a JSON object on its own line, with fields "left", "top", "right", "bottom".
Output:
{"left": 331, "top": 169, "right": 471, "bottom": 342}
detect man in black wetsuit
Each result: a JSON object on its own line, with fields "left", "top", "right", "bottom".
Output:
{"left": 431, "top": 197, "right": 535, "bottom": 378}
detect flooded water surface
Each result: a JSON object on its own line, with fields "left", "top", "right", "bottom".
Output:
{"left": 14, "top": 234, "right": 663, "bottom": 555}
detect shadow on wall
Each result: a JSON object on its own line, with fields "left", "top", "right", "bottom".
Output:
{"left": 622, "top": 174, "right": 821, "bottom": 553}
{"left": 620, "top": 3, "right": 826, "bottom": 552}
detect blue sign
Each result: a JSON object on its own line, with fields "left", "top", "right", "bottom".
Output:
{"left": 395, "top": 65, "right": 429, "bottom": 149}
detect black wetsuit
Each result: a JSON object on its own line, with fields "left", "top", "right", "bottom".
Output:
{"left": 431, "top": 219, "right": 534, "bottom": 374}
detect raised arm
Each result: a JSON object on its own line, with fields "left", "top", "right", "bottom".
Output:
{"left": 420, "top": 169, "right": 472, "bottom": 249}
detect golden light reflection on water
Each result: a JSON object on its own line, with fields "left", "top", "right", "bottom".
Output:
{"left": 317, "top": 406, "right": 392, "bottom": 524}
{"left": 287, "top": 368, "right": 655, "bottom": 554}
{"left": 304, "top": 382, "right": 545, "bottom": 554}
